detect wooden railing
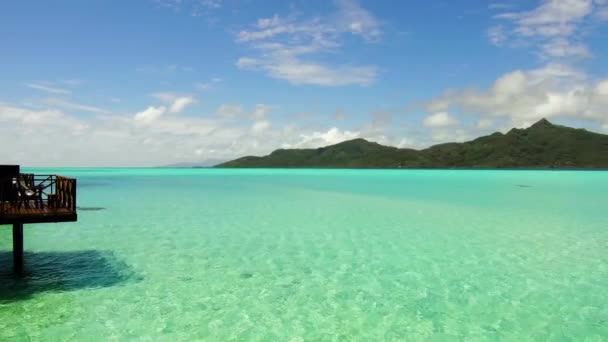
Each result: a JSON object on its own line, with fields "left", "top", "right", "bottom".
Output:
{"left": 56, "top": 176, "right": 77, "bottom": 211}
{"left": 0, "top": 174, "right": 77, "bottom": 215}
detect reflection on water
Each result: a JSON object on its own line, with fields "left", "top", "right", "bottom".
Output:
{"left": 0, "top": 250, "right": 139, "bottom": 303}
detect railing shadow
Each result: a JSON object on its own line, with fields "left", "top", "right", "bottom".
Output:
{"left": 0, "top": 250, "right": 140, "bottom": 303}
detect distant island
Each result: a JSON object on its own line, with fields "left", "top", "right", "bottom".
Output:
{"left": 215, "top": 119, "right": 608, "bottom": 168}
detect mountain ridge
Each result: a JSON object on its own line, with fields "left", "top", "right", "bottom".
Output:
{"left": 215, "top": 119, "right": 608, "bottom": 168}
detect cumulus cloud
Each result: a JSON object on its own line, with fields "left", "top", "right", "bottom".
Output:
{"left": 150, "top": 93, "right": 196, "bottom": 114}
{"left": 295, "top": 127, "right": 360, "bottom": 148}
{"left": 419, "top": 0, "right": 608, "bottom": 137}
{"left": 134, "top": 106, "right": 167, "bottom": 124}
{"left": 420, "top": 112, "right": 465, "bottom": 144}
{"left": 423, "top": 112, "right": 458, "bottom": 127}
{"left": 477, "top": 118, "right": 495, "bottom": 129}
{"left": 252, "top": 104, "right": 272, "bottom": 120}
{"left": 216, "top": 104, "right": 244, "bottom": 118}
{"left": 133, "top": 94, "right": 195, "bottom": 123}
{"left": 251, "top": 120, "right": 271, "bottom": 134}
{"left": 169, "top": 96, "right": 195, "bottom": 113}
{"left": 0, "top": 100, "right": 272, "bottom": 166}
{"left": 1, "top": 96, "right": 424, "bottom": 166}
{"left": 424, "top": 63, "right": 608, "bottom": 128}
{"left": 0, "top": 104, "right": 81, "bottom": 128}
{"left": 397, "top": 137, "right": 417, "bottom": 148}
{"left": 0, "top": 104, "right": 91, "bottom": 165}
{"left": 235, "top": 0, "right": 380, "bottom": 86}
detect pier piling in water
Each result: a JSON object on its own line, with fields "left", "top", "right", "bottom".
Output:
{"left": 12, "top": 223, "right": 24, "bottom": 273}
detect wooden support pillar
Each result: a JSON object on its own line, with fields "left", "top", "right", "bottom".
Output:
{"left": 13, "top": 223, "right": 24, "bottom": 274}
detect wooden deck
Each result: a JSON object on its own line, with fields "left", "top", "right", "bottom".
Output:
{"left": 0, "top": 173, "right": 77, "bottom": 225}
{"left": 0, "top": 205, "right": 77, "bottom": 224}
{"left": 1, "top": 168, "right": 78, "bottom": 273}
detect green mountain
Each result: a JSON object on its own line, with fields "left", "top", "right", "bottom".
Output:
{"left": 216, "top": 119, "right": 608, "bottom": 168}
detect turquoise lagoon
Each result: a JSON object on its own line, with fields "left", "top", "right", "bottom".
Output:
{"left": 1, "top": 168, "right": 607, "bottom": 340}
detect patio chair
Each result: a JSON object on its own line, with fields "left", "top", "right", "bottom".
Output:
{"left": 16, "top": 177, "right": 44, "bottom": 208}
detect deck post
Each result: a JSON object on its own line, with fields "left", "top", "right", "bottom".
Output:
{"left": 12, "top": 223, "right": 24, "bottom": 273}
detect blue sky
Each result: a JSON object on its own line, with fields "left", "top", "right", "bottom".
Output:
{"left": 1, "top": 0, "right": 608, "bottom": 166}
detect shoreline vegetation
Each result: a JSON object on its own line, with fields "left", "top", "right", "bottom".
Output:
{"left": 215, "top": 119, "right": 608, "bottom": 169}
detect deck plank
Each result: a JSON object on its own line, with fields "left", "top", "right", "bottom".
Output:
{"left": 0, "top": 205, "right": 77, "bottom": 224}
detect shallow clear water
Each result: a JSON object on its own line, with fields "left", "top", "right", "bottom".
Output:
{"left": 1, "top": 169, "right": 607, "bottom": 341}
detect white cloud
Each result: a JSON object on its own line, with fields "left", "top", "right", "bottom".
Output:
{"left": 134, "top": 106, "right": 167, "bottom": 124}
{"left": 251, "top": 120, "right": 271, "bottom": 134}
{"left": 236, "top": 15, "right": 292, "bottom": 42}
{"left": 491, "top": 0, "right": 608, "bottom": 60}
{"left": 0, "top": 99, "right": 447, "bottom": 166}
{"left": 423, "top": 112, "right": 458, "bottom": 128}
{"left": 296, "top": 127, "right": 360, "bottom": 148}
{"left": 541, "top": 38, "right": 591, "bottom": 58}
{"left": 252, "top": 104, "right": 272, "bottom": 120}
{"left": 418, "top": 0, "right": 608, "bottom": 141}
{"left": 216, "top": 104, "right": 244, "bottom": 118}
{"left": 0, "top": 104, "right": 72, "bottom": 127}
{"left": 0, "top": 100, "right": 250, "bottom": 166}
{"left": 596, "top": 80, "right": 608, "bottom": 95}
{"left": 239, "top": 58, "right": 377, "bottom": 86}
{"left": 151, "top": 93, "right": 196, "bottom": 114}
{"left": 26, "top": 83, "right": 72, "bottom": 95}
{"left": 496, "top": 0, "right": 594, "bottom": 34}
{"left": 215, "top": 103, "right": 273, "bottom": 121}
{"left": 334, "top": 0, "right": 382, "bottom": 40}
{"left": 424, "top": 63, "right": 608, "bottom": 128}
{"left": 477, "top": 118, "right": 494, "bottom": 129}
{"left": 235, "top": 0, "right": 380, "bottom": 86}
{"left": 236, "top": 57, "right": 259, "bottom": 68}
{"left": 426, "top": 98, "right": 450, "bottom": 113}
{"left": 133, "top": 95, "right": 196, "bottom": 123}
{"left": 397, "top": 137, "right": 417, "bottom": 148}
{"left": 0, "top": 104, "right": 91, "bottom": 165}
{"left": 152, "top": 92, "right": 179, "bottom": 103}
{"left": 169, "top": 96, "right": 195, "bottom": 113}
{"left": 43, "top": 98, "right": 110, "bottom": 114}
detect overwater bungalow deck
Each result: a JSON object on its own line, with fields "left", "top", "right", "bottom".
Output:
{"left": 0, "top": 165, "right": 77, "bottom": 272}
